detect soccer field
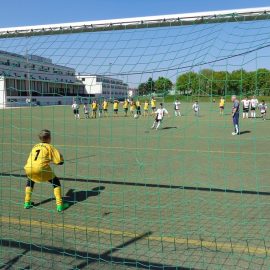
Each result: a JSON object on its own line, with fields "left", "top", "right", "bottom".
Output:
{"left": 1, "top": 102, "right": 270, "bottom": 270}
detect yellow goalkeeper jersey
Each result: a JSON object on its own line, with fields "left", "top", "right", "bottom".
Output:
{"left": 24, "top": 143, "right": 64, "bottom": 183}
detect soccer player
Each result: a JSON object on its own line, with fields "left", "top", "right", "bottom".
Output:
{"left": 151, "top": 103, "right": 169, "bottom": 130}
{"left": 98, "top": 102, "right": 103, "bottom": 118}
{"left": 174, "top": 99, "right": 181, "bottom": 116}
{"left": 192, "top": 101, "right": 200, "bottom": 117}
{"left": 136, "top": 99, "right": 141, "bottom": 115}
{"left": 143, "top": 100, "right": 149, "bottom": 117}
{"left": 91, "top": 100, "right": 98, "bottom": 118}
{"left": 241, "top": 96, "right": 250, "bottom": 119}
{"left": 130, "top": 99, "right": 136, "bottom": 115}
{"left": 231, "top": 95, "right": 240, "bottom": 135}
{"left": 23, "top": 130, "right": 69, "bottom": 212}
{"left": 103, "top": 99, "right": 109, "bottom": 117}
{"left": 151, "top": 97, "right": 156, "bottom": 115}
{"left": 83, "top": 103, "right": 90, "bottom": 119}
{"left": 71, "top": 101, "right": 80, "bottom": 119}
{"left": 123, "top": 99, "right": 129, "bottom": 117}
{"left": 258, "top": 100, "right": 267, "bottom": 120}
{"left": 219, "top": 97, "right": 225, "bottom": 116}
{"left": 113, "top": 99, "right": 119, "bottom": 116}
{"left": 250, "top": 96, "right": 259, "bottom": 118}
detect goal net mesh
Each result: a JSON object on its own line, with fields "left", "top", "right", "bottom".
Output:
{"left": 1, "top": 11, "right": 270, "bottom": 269}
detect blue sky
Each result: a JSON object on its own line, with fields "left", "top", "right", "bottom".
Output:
{"left": 0, "top": 0, "right": 270, "bottom": 27}
{"left": 0, "top": 0, "right": 270, "bottom": 86}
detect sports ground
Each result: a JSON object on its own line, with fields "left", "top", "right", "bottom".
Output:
{"left": 1, "top": 102, "right": 270, "bottom": 269}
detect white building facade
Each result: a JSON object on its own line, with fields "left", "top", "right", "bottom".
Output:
{"left": 77, "top": 75, "right": 129, "bottom": 100}
{"left": 0, "top": 50, "right": 85, "bottom": 108}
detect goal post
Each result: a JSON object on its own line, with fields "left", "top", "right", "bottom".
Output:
{"left": 1, "top": 7, "right": 270, "bottom": 270}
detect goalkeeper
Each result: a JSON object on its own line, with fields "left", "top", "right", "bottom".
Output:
{"left": 23, "top": 129, "right": 69, "bottom": 212}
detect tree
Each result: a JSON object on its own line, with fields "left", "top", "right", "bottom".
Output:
{"left": 138, "top": 82, "right": 148, "bottom": 95}
{"left": 138, "top": 77, "right": 155, "bottom": 95}
{"left": 154, "top": 77, "right": 173, "bottom": 93}
{"left": 176, "top": 71, "right": 199, "bottom": 95}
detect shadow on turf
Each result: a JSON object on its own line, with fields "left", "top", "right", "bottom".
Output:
{"left": 2, "top": 173, "right": 270, "bottom": 196}
{"left": 162, "top": 126, "right": 177, "bottom": 130}
{"left": 64, "top": 186, "right": 105, "bottom": 206}
{"left": 33, "top": 186, "right": 105, "bottom": 208}
{"left": 0, "top": 236, "right": 195, "bottom": 270}
{"left": 239, "top": 130, "right": 251, "bottom": 135}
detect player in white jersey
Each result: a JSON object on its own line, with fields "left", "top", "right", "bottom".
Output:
{"left": 250, "top": 96, "right": 259, "bottom": 118}
{"left": 241, "top": 97, "right": 250, "bottom": 119}
{"left": 258, "top": 100, "right": 267, "bottom": 120}
{"left": 71, "top": 101, "right": 80, "bottom": 119}
{"left": 174, "top": 99, "right": 181, "bottom": 116}
{"left": 83, "top": 103, "right": 90, "bottom": 119}
{"left": 151, "top": 103, "right": 169, "bottom": 130}
{"left": 192, "top": 101, "right": 200, "bottom": 116}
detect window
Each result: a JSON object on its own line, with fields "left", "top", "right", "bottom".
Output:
{"left": 81, "top": 78, "right": 85, "bottom": 81}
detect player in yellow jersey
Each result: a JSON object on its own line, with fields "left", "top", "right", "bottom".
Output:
{"left": 123, "top": 99, "right": 129, "bottom": 117}
{"left": 219, "top": 97, "right": 225, "bottom": 116}
{"left": 151, "top": 97, "right": 156, "bottom": 115}
{"left": 130, "top": 99, "right": 136, "bottom": 115}
{"left": 92, "top": 100, "right": 98, "bottom": 118}
{"left": 103, "top": 99, "right": 109, "bottom": 117}
{"left": 143, "top": 100, "right": 149, "bottom": 117}
{"left": 136, "top": 100, "right": 141, "bottom": 115}
{"left": 23, "top": 130, "right": 68, "bottom": 212}
{"left": 113, "top": 99, "right": 119, "bottom": 116}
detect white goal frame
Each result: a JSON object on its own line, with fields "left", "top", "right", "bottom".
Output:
{"left": 0, "top": 7, "right": 269, "bottom": 38}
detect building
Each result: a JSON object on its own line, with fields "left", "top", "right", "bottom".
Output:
{"left": 0, "top": 50, "right": 85, "bottom": 108}
{"left": 77, "top": 75, "right": 129, "bottom": 100}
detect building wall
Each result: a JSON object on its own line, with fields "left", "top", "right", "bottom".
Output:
{"left": 77, "top": 75, "right": 128, "bottom": 98}
{"left": 0, "top": 51, "right": 76, "bottom": 83}
{"left": 4, "top": 95, "right": 75, "bottom": 107}
{"left": 0, "top": 78, "right": 6, "bottom": 108}
{"left": 4, "top": 78, "right": 85, "bottom": 97}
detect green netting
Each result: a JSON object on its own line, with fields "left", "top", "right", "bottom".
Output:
{"left": 1, "top": 11, "right": 270, "bottom": 270}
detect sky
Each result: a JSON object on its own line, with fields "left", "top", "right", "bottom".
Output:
{"left": 0, "top": 0, "right": 270, "bottom": 86}
{"left": 0, "top": 0, "right": 270, "bottom": 27}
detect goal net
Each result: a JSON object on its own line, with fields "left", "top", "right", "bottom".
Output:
{"left": 1, "top": 7, "right": 270, "bottom": 270}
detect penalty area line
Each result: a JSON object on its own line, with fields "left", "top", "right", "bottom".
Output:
{"left": 1, "top": 216, "right": 268, "bottom": 256}
{"left": 0, "top": 141, "right": 269, "bottom": 155}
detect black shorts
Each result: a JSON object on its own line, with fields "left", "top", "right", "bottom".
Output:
{"left": 251, "top": 107, "right": 256, "bottom": 111}
{"left": 104, "top": 109, "right": 108, "bottom": 112}
{"left": 219, "top": 106, "right": 224, "bottom": 109}
{"left": 114, "top": 109, "right": 118, "bottom": 112}
{"left": 155, "top": 116, "right": 161, "bottom": 122}
{"left": 243, "top": 108, "right": 249, "bottom": 113}
{"left": 124, "top": 108, "right": 128, "bottom": 112}
{"left": 152, "top": 107, "right": 156, "bottom": 111}
{"left": 73, "top": 109, "right": 79, "bottom": 114}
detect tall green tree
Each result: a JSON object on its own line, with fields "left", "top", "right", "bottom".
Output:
{"left": 175, "top": 71, "right": 199, "bottom": 95}
{"left": 138, "top": 77, "right": 155, "bottom": 95}
{"left": 154, "top": 77, "right": 173, "bottom": 93}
